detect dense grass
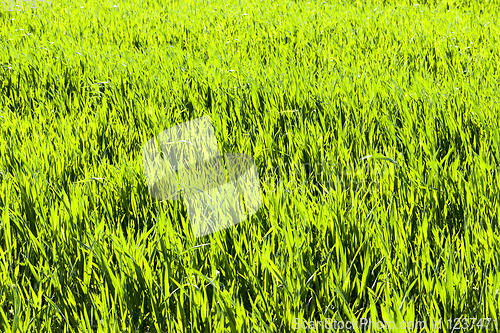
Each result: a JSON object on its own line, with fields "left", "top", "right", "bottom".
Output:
{"left": 1, "top": 0, "right": 500, "bottom": 331}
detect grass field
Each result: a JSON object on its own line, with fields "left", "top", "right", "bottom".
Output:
{"left": 1, "top": 0, "right": 500, "bottom": 331}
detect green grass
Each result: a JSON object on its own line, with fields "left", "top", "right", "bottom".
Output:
{"left": 1, "top": 0, "right": 500, "bottom": 331}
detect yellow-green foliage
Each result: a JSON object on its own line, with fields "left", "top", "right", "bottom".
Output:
{"left": 0, "top": 0, "right": 499, "bottom": 331}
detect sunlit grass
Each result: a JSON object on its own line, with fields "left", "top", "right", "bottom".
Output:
{"left": 0, "top": 0, "right": 499, "bottom": 331}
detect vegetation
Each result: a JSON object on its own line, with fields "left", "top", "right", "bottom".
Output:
{"left": 0, "top": 0, "right": 499, "bottom": 331}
